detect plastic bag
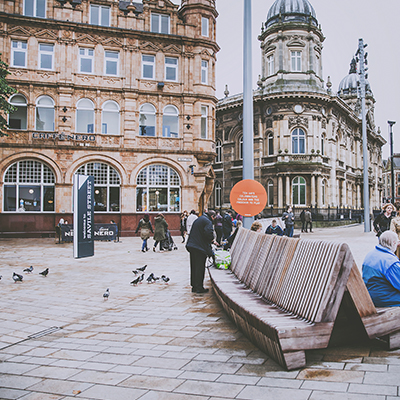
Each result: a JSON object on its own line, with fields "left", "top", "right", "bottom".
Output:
{"left": 214, "top": 250, "right": 231, "bottom": 269}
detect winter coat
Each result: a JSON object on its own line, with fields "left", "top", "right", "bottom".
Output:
{"left": 305, "top": 210, "right": 312, "bottom": 222}
{"left": 282, "top": 211, "right": 294, "bottom": 227}
{"left": 186, "top": 213, "right": 198, "bottom": 234}
{"left": 154, "top": 216, "right": 168, "bottom": 241}
{"left": 373, "top": 213, "right": 392, "bottom": 237}
{"left": 265, "top": 225, "right": 284, "bottom": 236}
{"left": 135, "top": 219, "right": 153, "bottom": 240}
{"left": 222, "top": 213, "right": 233, "bottom": 236}
{"left": 186, "top": 214, "right": 214, "bottom": 257}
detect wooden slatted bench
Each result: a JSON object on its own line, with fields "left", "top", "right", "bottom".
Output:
{"left": 208, "top": 228, "right": 356, "bottom": 370}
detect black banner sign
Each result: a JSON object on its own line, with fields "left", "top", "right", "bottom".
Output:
{"left": 73, "top": 175, "right": 94, "bottom": 258}
{"left": 61, "top": 224, "right": 118, "bottom": 242}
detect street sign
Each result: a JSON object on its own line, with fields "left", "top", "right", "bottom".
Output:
{"left": 230, "top": 179, "right": 267, "bottom": 217}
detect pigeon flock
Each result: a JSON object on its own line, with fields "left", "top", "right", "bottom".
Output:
{"left": 10, "top": 267, "right": 49, "bottom": 284}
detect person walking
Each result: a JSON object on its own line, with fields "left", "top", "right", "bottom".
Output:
{"left": 374, "top": 203, "right": 394, "bottom": 238}
{"left": 304, "top": 208, "right": 313, "bottom": 233}
{"left": 300, "top": 209, "right": 305, "bottom": 233}
{"left": 282, "top": 205, "right": 295, "bottom": 237}
{"left": 222, "top": 210, "right": 233, "bottom": 240}
{"left": 153, "top": 213, "right": 168, "bottom": 252}
{"left": 186, "top": 210, "right": 216, "bottom": 293}
{"left": 186, "top": 210, "right": 198, "bottom": 237}
{"left": 180, "top": 211, "right": 188, "bottom": 243}
{"left": 214, "top": 211, "right": 223, "bottom": 245}
{"left": 135, "top": 214, "right": 153, "bottom": 252}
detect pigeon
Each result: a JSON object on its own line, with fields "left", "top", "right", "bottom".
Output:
{"left": 39, "top": 268, "right": 49, "bottom": 277}
{"left": 130, "top": 276, "right": 140, "bottom": 286}
{"left": 23, "top": 266, "right": 33, "bottom": 273}
{"left": 161, "top": 275, "right": 170, "bottom": 284}
{"left": 0, "top": 275, "right": 2, "bottom": 280}
{"left": 146, "top": 274, "right": 154, "bottom": 283}
{"left": 103, "top": 288, "right": 110, "bottom": 300}
{"left": 13, "top": 272, "right": 23, "bottom": 283}
{"left": 137, "top": 265, "right": 147, "bottom": 272}
{"left": 132, "top": 270, "right": 138, "bottom": 275}
{"left": 138, "top": 273, "right": 144, "bottom": 283}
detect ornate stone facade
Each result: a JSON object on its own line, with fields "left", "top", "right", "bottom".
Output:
{"left": 211, "top": 0, "right": 385, "bottom": 213}
{"left": 0, "top": 0, "right": 219, "bottom": 236}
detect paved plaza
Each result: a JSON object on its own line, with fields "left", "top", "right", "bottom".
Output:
{"left": 1, "top": 224, "right": 399, "bottom": 400}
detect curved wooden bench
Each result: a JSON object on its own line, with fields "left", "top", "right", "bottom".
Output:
{"left": 209, "top": 228, "right": 355, "bottom": 370}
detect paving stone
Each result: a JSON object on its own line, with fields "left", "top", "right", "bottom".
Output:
{"left": 0, "top": 375, "right": 43, "bottom": 390}
{"left": 120, "top": 375, "right": 185, "bottom": 391}
{"left": 308, "top": 392, "right": 385, "bottom": 400}
{"left": 18, "top": 392, "right": 63, "bottom": 400}
{"left": 178, "top": 371, "right": 221, "bottom": 382}
{"left": 344, "top": 363, "right": 388, "bottom": 372}
{"left": 67, "top": 370, "right": 131, "bottom": 385}
{"left": 24, "top": 365, "right": 81, "bottom": 380}
{"left": 363, "top": 357, "right": 400, "bottom": 365}
{"left": 216, "top": 374, "right": 260, "bottom": 385}
{"left": 47, "top": 350, "right": 97, "bottom": 362}
{"left": 257, "top": 376, "right": 303, "bottom": 389}
{"left": 0, "top": 387, "right": 30, "bottom": 399}
{"left": 297, "top": 369, "right": 364, "bottom": 383}
{"left": 77, "top": 384, "right": 147, "bottom": 400}
{"left": 182, "top": 360, "right": 242, "bottom": 374}
{"left": 138, "top": 392, "right": 208, "bottom": 400}
{"left": 300, "top": 380, "right": 349, "bottom": 392}
{"left": 363, "top": 371, "right": 400, "bottom": 386}
{"left": 0, "top": 362, "right": 38, "bottom": 375}
{"left": 173, "top": 380, "right": 244, "bottom": 398}
{"left": 108, "top": 365, "right": 149, "bottom": 375}
{"left": 132, "top": 356, "right": 190, "bottom": 370}
{"left": 23, "top": 378, "right": 93, "bottom": 396}
{"left": 348, "top": 383, "right": 398, "bottom": 396}
{"left": 236, "top": 385, "right": 311, "bottom": 400}
{"left": 142, "top": 367, "right": 184, "bottom": 378}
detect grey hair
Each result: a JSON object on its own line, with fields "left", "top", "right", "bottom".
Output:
{"left": 379, "top": 230, "right": 398, "bottom": 253}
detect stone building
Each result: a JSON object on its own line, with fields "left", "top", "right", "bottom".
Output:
{"left": 0, "top": 0, "right": 219, "bottom": 236}
{"left": 382, "top": 155, "right": 400, "bottom": 205}
{"left": 211, "top": 0, "right": 385, "bottom": 214}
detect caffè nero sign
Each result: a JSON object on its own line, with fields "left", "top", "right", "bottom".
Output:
{"left": 32, "top": 132, "right": 96, "bottom": 142}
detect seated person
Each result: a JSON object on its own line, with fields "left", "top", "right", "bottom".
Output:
{"left": 265, "top": 219, "right": 284, "bottom": 236}
{"left": 250, "top": 221, "right": 263, "bottom": 232}
{"left": 223, "top": 221, "right": 242, "bottom": 250}
{"left": 362, "top": 230, "right": 400, "bottom": 307}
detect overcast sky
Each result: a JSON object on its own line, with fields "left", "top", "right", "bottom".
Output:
{"left": 173, "top": 0, "right": 400, "bottom": 159}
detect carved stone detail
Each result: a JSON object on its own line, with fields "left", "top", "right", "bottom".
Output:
{"left": 288, "top": 116, "right": 308, "bottom": 128}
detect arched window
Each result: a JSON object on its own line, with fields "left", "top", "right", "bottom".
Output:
{"left": 162, "top": 105, "right": 178, "bottom": 138}
{"left": 76, "top": 98, "right": 95, "bottom": 134}
{"left": 139, "top": 103, "right": 156, "bottom": 136}
{"left": 239, "top": 135, "right": 243, "bottom": 159}
{"left": 215, "top": 139, "right": 222, "bottom": 163}
{"left": 8, "top": 94, "right": 27, "bottom": 130}
{"left": 292, "top": 176, "right": 306, "bottom": 206}
{"left": 102, "top": 100, "right": 120, "bottom": 135}
{"left": 267, "top": 133, "right": 274, "bottom": 155}
{"left": 4, "top": 160, "right": 55, "bottom": 212}
{"left": 267, "top": 179, "right": 274, "bottom": 206}
{"left": 292, "top": 128, "right": 305, "bottom": 154}
{"left": 136, "top": 164, "right": 180, "bottom": 212}
{"left": 215, "top": 182, "right": 222, "bottom": 208}
{"left": 76, "top": 162, "right": 120, "bottom": 212}
{"left": 35, "top": 95, "right": 55, "bottom": 131}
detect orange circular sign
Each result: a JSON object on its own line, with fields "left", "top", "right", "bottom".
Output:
{"left": 230, "top": 179, "right": 267, "bottom": 217}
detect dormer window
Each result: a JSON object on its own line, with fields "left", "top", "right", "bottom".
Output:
{"left": 90, "top": 4, "right": 110, "bottom": 27}
{"left": 267, "top": 54, "right": 274, "bottom": 76}
{"left": 24, "top": 0, "right": 46, "bottom": 18}
{"left": 151, "top": 13, "right": 170, "bottom": 34}
{"left": 291, "top": 51, "right": 301, "bottom": 72}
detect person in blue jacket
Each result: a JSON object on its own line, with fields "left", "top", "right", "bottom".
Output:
{"left": 362, "top": 230, "right": 400, "bottom": 307}
{"left": 265, "top": 219, "right": 284, "bottom": 236}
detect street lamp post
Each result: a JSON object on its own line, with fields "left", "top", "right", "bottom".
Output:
{"left": 388, "top": 121, "right": 396, "bottom": 203}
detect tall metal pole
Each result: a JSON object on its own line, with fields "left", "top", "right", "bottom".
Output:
{"left": 388, "top": 121, "right": 396, "bottom": 203}
{"left": 358, "top": 38, "right": 370, "bottom": 232}
{"left": 242, "top": 0, "right": 254, "bottom": 229}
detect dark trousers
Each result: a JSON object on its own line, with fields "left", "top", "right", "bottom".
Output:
{"left": 215, "top": 226, "right": 223, "bottom": 245}
{"left": 189, "top": 249, "right": 207, "bottom": 291}
{"left": 305, "top": 221, "right": 313, "bottom": 232}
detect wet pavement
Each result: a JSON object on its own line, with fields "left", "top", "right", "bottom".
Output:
{"left": 1, "top": 224, "right": 399, "bottom": 400}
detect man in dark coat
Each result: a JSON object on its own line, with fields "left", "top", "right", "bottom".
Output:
{"left": 186, "top": 210, "right": 216, "bottom": 293}
{"left": 222, "top": 210, "right": 233, "bottom": 240}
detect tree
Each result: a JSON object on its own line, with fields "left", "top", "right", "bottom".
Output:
{"left": 0, "top": 54, "right": 16, "bottom": 137}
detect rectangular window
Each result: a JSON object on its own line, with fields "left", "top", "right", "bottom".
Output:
{"left": 291, "top": 51, "right": 301, "bottom": 72}
{"left": 165, "top": 57, "right": 178, "bottom": 81}
{"left": 104, "top": 50, "right": 119, "bottom": 76}
{"left": 142, "top": 55, "right": 155, "bottom": 79}
{"left": 201, "top": 60, "right": 208, "bottom": 84}
{"left": 151, "top": 13, "right": 170, "bottom": 34}
{"left": 398, "top": 174, "right": 400, "bottom": 183}
{"left": 24, "top": 0, "right": 46, "bottom": 18}
{"left": 38, "top": 43, "right": 54, "bottom": 70}
{"left": 79, "top": 48, "right": 94, "bottom": 74}
{"left": 90, "top": 5, "right": 110, "bottom": 26}
{"left": 201, "top": 106, "right": 207, "bottom": 139}
{"left": 201, "top": 17, "right": 209, "bottom": 37}
{"left": 267, "top": 54, "right": 274, "bottom": 76}
{"left": 11, "top": 41, "right": 27, "bottom": 68}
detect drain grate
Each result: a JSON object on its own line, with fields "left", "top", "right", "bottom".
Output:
{"left": 0, "top": 326, "right": 62, "bottom": 351}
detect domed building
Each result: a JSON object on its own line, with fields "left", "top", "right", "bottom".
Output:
{"left": 212, "top": 0, "right": 385, "bottom": 216}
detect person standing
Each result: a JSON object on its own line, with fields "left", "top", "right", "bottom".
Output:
{"left": 300, "top": 209, "right": 305, "bottom": 233}
{"left": 222, "top": 210, "right": 233, "bottom": 240}
{"left": 374, "top": 203, "right": 394, "bottom": 238}
{"left": 135, "top": 214, "right": 153, "bottom": 252}
{"left": 186, "top": 210, "right": 216, "bottom": 293}
{"left": 180, "top": 211, "right": 188, "bottom": 243}
{"left": 153, "top": 213, "right": 168, "bottom": 252}
{"left": 214, "top": 211, "right": 223, "bottom": 245}
{"left": 390, "top": 203, "right": 400, "bottom": 258}
{"left": 304, "top": 208, "right": 313, "bottom": 233}
{"left": 282, "top": 205, "right": 295, "bottom": 237}
{"left": 186, "top": 209, "right": 198, "bottom": 237}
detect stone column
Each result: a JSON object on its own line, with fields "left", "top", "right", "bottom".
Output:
{"left": 357, "top": 184, "right": 361, "bottom": 209}
{"left": 342, "top": 179, "right": 347, "bottom": 206}
{"left": 278, "top": 176, "right": 283, "bottom": 208}
{"left": 286, "top": 175, "right": 290, "bottom": 206}
{"left": 317, "top": 176, "right": 323, "bottom": 207}
{"left": 311, "top": 175, "right": 316, "bottom": 207}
